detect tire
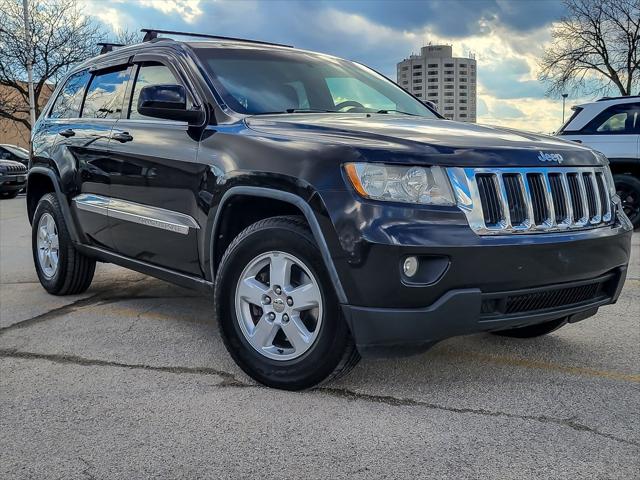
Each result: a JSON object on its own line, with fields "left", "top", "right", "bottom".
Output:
{"left": 32, "top": 193, "right": 96, "bottom": 295}
{"left": 614, "top": 174, "right": 640, "bottom": 228}
{"left": 1, "top": 190, "right": 19, "bottom": 199}
{"left": 215, "top": 215, "right": 360, "bottom": 390}
{"left": 491, "top": 318, "right": 567, "bottom": 338}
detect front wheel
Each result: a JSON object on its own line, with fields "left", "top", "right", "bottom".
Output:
{"left": 215, "top": 216, "right": 359, "bottom": 390}
{"left": 614, "top": 174, "right": 640, "bottom": 228}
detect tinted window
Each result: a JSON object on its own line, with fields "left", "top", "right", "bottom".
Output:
{"left": 194, "top": 47, "right": 437, "bottom": 117}
{"left": 583, "top": 103, "right": 640, "bottom": 134}
{"left": 82, "top": 67, "right": 130, "bottom": 119}
{"left": 49, "top": 70, "right": 90, "bottom": 119}
{"left": 129, "top": 63, "right": 181, "bottom": 120}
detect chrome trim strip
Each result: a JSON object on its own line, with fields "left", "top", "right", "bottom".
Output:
{"left": 73, "top": 194, "right": 199, "bottom": 235}
{"left": 446, "top": 166, "right": 613, "bottom": 236}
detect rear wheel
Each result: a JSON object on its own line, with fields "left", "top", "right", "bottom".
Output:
{"left": 215, "top": 216, "right": 359, "bottom": 390}
{"left": 491, "top": 318, "right": 567, "bottom": 338}
{"left": 614, "top": 174, "right": 640, "bottom": 228}
{"left": 32, "top": 193, "right": 96, "bottom": 295}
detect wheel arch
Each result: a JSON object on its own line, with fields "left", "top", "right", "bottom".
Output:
{"left": 209, "top": 186, "right": 347, "bottom": 304}
{"left": 26, "top": 166, "right": 81, "bottom": 243}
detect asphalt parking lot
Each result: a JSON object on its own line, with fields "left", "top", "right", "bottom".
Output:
{"left": 0, "top": 195, "right": 638, "bottom": 479}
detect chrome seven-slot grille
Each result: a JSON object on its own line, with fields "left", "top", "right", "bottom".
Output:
{"left": 447, "top": 167, "right": 613, "bottom": 235}
{"left": 1, "top": 162, "right": 27, "bottom": 174}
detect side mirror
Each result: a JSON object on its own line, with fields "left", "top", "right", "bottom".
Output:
{"left": 423, "top": 100, "right": 438, "bottom": 112}
{"left": 137, "top": 84, "right": 204, "bottom": 124}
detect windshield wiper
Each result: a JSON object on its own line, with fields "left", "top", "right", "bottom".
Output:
{"left": 285, "top": 108, "right": 339, "bottom": 113}
{"left": 376, "top": 109, "right": 418, "bottom": 116}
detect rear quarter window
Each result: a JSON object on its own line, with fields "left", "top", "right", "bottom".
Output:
{"left": 49, "top": 70, "right": 91, "bottom": 119}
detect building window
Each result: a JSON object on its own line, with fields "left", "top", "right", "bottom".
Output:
{"left": 445, "top": 70, "right": 454, "bottom": 75}
{"left": 460, "top": 78, "right": 467, "bottom": 82}
{"left": 444, "top": 106, "right": 454, "bottom": 111}
{"left": 414, "top": 86, "right": 422, "bottom": 90}
{"left": 460, "top": 92, "right": 467, "bottom": 96}
{"left": 460, "top": 114, "right": 467, "bottom": 118}
{"left": 460, "top": 85, "right": 467, "bottom": 89}
{"left": 445, "top": 92, "right": 453, "bottom": 96}
{"left": 445, "top": 85, "right": 453, "bottom": 89}
{"left": 402, "top": 66, "right": 409, "bottom": 71}
{"left": 445, "top": 114, "right": 453, "bottom": 119}
{"left": 428, "top": 70, "right": 438, "bottom": 75}
{"left": 428, "top": 78, "right": 438, "bottom": 83}
{"left": 459, "top": 63, "right": 466, "bottom": 67}
{"left": 460, "top": 99, "right": 467, "bottom": 104}
{"left": 428, "top": 63, "right": 438, "bottom": 68}
{"left": 428, "top": 92, "right": 437, "bottom": 97}
{"left": 413, "top": 72, "right": 422, "bottom": 76}
{"left": 445, "top": 63, "right": 454, "bottom": 67}
{"left": 413, "top": 64, "right": 422, "bottom": 69}
{"left": 460, "top": 106, "right": 467, "bottom": 110}
{"left": 428, "top": 85, "right": 438, "bottom": 90}
{"left": 445, "top": 77, "right": 453, "bottom": 82}
{"left": 415, "top": 93, "right": 422, "bottom": 97}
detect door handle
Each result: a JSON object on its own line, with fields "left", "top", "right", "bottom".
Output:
{"left": 59, "top": 128, "right": 75, "bottom": 138}
{"left": 111, "top": 132, "right": 133, "bottom": 143}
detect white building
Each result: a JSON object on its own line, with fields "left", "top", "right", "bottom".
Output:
{"left": 397, "top": 45, "right": 477, "bottom": 122}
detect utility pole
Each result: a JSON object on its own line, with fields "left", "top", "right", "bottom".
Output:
{"left": 561, "top": 93, "right": 568, "bottom": 124}
{"left": 22, "top": 0, "right": 36, "bottom": 131}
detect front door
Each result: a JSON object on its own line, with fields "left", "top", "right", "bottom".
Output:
{"left": 107, "top": 60, "right": 205, "bottom": 276}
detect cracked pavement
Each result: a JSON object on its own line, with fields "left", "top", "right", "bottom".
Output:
{"left": 1, "top": 196, "right": 639, "bottom": 479}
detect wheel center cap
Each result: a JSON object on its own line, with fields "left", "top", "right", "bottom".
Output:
{"left": 272, "top": 297, "right": 285, "bottom": 313}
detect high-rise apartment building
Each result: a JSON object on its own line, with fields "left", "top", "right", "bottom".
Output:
{"left": 397, "top": 45, "right": 477, "bottom": 122}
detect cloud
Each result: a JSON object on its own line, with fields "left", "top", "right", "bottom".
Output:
{"left": 84, "top": 0, "right": 581, "bottom": 133}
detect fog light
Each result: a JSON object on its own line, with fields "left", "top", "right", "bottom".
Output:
{"left": 403, "top": 256, "right": 418, "bottom": 277}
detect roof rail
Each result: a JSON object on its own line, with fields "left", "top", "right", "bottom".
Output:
{"left": 140, "top": 28, "right": 292, "bottom": 48}
{"left": 596, "top": 95, "right": 640, "bottom": 101}
{"left": 97, "top": 42, "right": 125, "bottom": 55}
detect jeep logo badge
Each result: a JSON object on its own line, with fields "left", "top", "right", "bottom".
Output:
{"left": 538, "top": 151, "right": 564, "bottom": 164}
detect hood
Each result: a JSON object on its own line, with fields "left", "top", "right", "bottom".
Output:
{"left": 246, "top": 114, "right": 602, "bottom": 167}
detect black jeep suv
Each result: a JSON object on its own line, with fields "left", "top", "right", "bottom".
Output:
{"left": 28, "top": 31, "right": 632, "bottom": 389}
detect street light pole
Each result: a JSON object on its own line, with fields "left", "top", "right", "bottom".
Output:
{"left": 561, "top": 93, "right": 568, "bottom": 124}
{"left": 22, "top": 0, "right": 36, "bottom": 131}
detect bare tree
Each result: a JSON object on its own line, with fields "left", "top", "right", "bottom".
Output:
{"left": 539, "top": 0, "right": 640, "bottom": 97}
{"left": 0, "top": 0, "right": 139, "bottom": 131}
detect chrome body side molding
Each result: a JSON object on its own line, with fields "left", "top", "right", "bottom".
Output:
{"left": 73, "top": 194, "right": 200, "bottom": 235}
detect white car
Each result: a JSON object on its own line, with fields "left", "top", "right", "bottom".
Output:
{"left": 557, "top": 96, "right": 640, "bottom": 227}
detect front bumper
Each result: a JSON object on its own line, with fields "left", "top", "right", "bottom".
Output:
{"left": 322, "top": 192, "right": 633, "bottom": 357}
{"left": 342, "top": 267, "right": 626, "bottom": 357}
{"left": 0, "top": 174, "right": 26, "bottom": 192}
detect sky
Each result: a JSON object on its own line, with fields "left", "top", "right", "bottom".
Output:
{"left": 83, "top": 0, "right": 597, "bottom": 133}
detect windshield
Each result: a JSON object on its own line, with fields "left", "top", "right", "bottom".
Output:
{"left": 194, "top": 47, "right": 438, "bottom": 117}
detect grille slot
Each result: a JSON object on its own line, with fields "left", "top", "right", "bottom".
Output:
{"left": 527, "top": 173, "right": 549, "bottom": 225}
{"left": 503, "top": 174, "right": 526, "bottom": 225}
{"left": 447, "top": 166, "right": 614, "bottom": 235}
{"left": 548, "top": 173, "right": 567, "bottom": 223}
{"left": 567, "top": 173, "right": 584, "bottom": 221}
{"left": 476, "top": 174, "right": 502, "bottom": 226}
{"left": 583, "top": 172, "right": 598, "bottom": 221}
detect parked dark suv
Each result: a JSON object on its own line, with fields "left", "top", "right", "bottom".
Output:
{"left": 28, "top": 30, "right": 633, "bottom": 389}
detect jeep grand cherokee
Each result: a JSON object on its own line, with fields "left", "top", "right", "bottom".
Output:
{"left": 27, "top": 30, "right": 633, "bottom": 390}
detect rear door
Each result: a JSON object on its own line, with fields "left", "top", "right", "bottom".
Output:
{"left": 48, "top": 66, "right": 130, "bottom": 249}
{"left": 107, "top": 56, "right": 205, "bottom": 276}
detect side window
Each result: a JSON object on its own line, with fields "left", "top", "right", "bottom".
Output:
{"left": 49, "top": 70, "right": 91, "bottom": 119}
{"left": 82, "top": 67, "right": 131, "bottom": 119}
{"left": 583, "top": 103, "right": 640, "bottom": 134}
{"left": 129, "top": 63, "right": 181, "bottom": 120}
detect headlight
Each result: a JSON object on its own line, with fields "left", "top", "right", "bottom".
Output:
{"left": 344, "top": 163, "right": 455, "bottom": 205}
{"left": 603, "top": 167, "right": 619, "bottom": 200}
